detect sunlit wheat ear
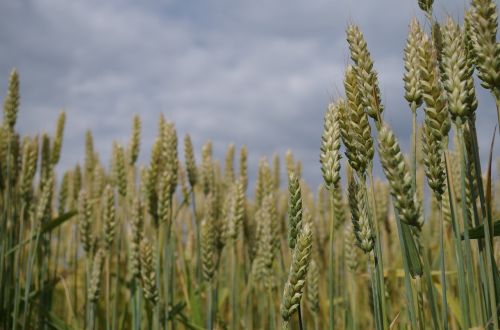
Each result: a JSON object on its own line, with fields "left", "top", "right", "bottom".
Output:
{"left": 51, "top": 111, "right": 65, "bottom": 165}
{"left": 404, "top": 18, "right": 424, "bottom": 108}
{"left": 378, "top": 125, "right": 421, "bottom": 228}
{"left": 130, "top": 197, "right": 144, "bottom": 280}
{"left": 88, "top": 249, "right": 105, "bottom": 304}
{"left": 78, "top": 190, "right": 93, "bottom": 254}
{"left": 281, "top": 224, "right": 313, "bottom": 328}
{"left": 343, "top": 66, "right": 373, "bottom": 173}
{"left": 140, "top": 240, "right": 159, "bottom": 306}
{"left": 418, "top": 0, "right": 433, "bottom": 14}
{"left": 3, "top": 69, "right": 19, "bottom": 131}
{"left": 266, "top": 191, "right": 282, "bottom": 255}
{"left": 102, "top": 185, "right": 116, "bottom": 251}
{"left": 419, "top": 33, "right": 450, "bottom": 138}
{"left": 92, "top": 163, "right": 106, "bottom": 198}
{"left": 344, "top": 223, "right": 359, "bottom": 272}
{"left": 146, "top": 138, "right": 161, "bottom": 220}
{"left": 184, "top": 134, "right": 198, "bottom": 189}
{"left": 40, "top": 134, "right": 52, "bottom": 186}
{"left": 346, "top": 24, "right": 384, "bottom": 122}
{"left": 250, "top": 199, "right": 274, "bottom": 289}
{"left": 471, "top": 0, "right": 500, "bottom": 91}
{"left": 287, "top": 172, "right": 303, "bottom": 249}
{"left": 442, "top": 18, "right": 473, "bottom": 122}
{"left": 84, "top": 130, "right": 96, "bottom": 180}
{"left": 338, "top": 98, "right": 359, "bottom": 173}
{"left": 221, "top": 186, "right": 236, "bottom": 244}
{"left": 224, "top": 143, "right": 235, "bottom": 185}
{"left": 201, "top": 194, "right": 216, "bottom": 281}
{"left": 239, "top": 145, "right": 248, "bottom": 192}
{"left": 149, "top": 137, "right": 161, "bottom": 186}
{"left": 20, "top": 137, "right": 38, "bottom": 203}
{"left": 285, "top": 149, "right": 296, "bottom": 178}
{"left": 35, "top": 176, "right": 53, "bottom": 223}
{"left": 348, "top": 179, "right": 373, "bottom": 253}
{"left": 263, "top": 158, "right": 275, "bottom": 196}
{"left": 161, "top": 121, "right": 178, "bottom": 196}
{"left": 320, "top": 102, "right": 342, "bottom": 190}
{"left": 347, "top": 25, "right": 384, "bottom": 121}
{"left": 463, "top": 9, "right": 477, "bottom": 68}
{"left": 127, "top": 114, "right": 141, "bottom": 165}
{"left": 57, "top": 173, "right": 70, "bottom": 213}
{"left": 331, "top": 184, "right": 347, "bottom": 230}
{"left": 419, "top": 28, "right": 449, "bottom": 197}
{"left": 157, "top": 169, "right": 174, "bottom": 229}
{"left": 71, "top": 164, "right": 82, "bottom": 206}
{"left": 113, "top": 142, "right": 127, "bottom": 197}
{"left": 58, "top": 171, "right": 70, "bottom": 214}
{"left": 254, "top": 158, "right": 269, "bottom": 208}
{"left": 295, "top": 160, "right": 302, "bottom": 178}
{"left": 272, "top": 153, "right": 280, "bottom": 190}
{"left": 201, "top": 141, "right": 214, "bottom": 195}
{"left": 178, "top": 164, "right": 190, "bottom": 203}
{"left": 307, "top": 259, "right": 320, "bottom": 314}
{"left": 441, "top": 182, "right": 452, "bottom": 223}
{"left": 432, "top": 22, "right": 444, "bottom": 69}
{"left": 233, "top": 180, "right": 245, "bottom": 229}
{"left": 222, "top": 181, "right": 245, "bottom": 243}
{"left": 421, "top": 123, "right": 446, "bottom": 197}
{"left": 9, "top": 133, "right": 22, "bottom": 184}
{"left": 466, "top": 60, "right": 478, "bottom": 118}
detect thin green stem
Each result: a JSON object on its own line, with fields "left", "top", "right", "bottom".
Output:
{"left": 112, "top": 225, "right": 123, "bottom": 330}
{"left": 105, "top": 255, "right": 111, "bottom": 330}
{"left": 298, "top": 303, "right": 304, "bottom": 330}
{"left": 480, "top": 124, "right": 500, "bottom": 329}
{"left": 164, "top": 199, "right": 173, "bottom": 329}
{"left": 1, "top": 131, "right": 14, "bottom": 328}
{"left": 367, "top": 172, "right": 388, "bottom": 330}
{"left": 438, "top": 199, "right": 448, "bottom": 329}
{"left": 244, "top": 279, "right": 253, "bottom": 329}
{"left": 368, "top": 257, "right": 382, "bottom": 329}
{"left": 87, "top": 302, "right": 96, "bottom": 330}
{"left": 328, "top": 191, "right": 335, "bottom": 330}
{"left": 207, "top": 281, "right": 213, "bottom": 330}
{"left": 73, "top": 220, "right": 79, "bottom": 322}
{"left": 444, "top": 154, "right": 470, "bottom": 329}
{"left": 411, "top": 103, "right": 418, "bottom": 192}
{"left": 468, "top": 119, "right": 493, "bottom": 325}
{"left": 457, "top": 122, "right": 481, "bottom": 325}
{"left": 350, "top": 275, "right": 357, "bottom": 330}
{"left": 268, "top": 290, "right": 275, "bottom": 330}
{"left": 419, "top": 245, "right": 441, "bottom": 329}
{"left": 493, "top": 89, "right": 500, "bottom": 133}
{"left": 85, "top": 256, "right": 91, "bottom": 330}
{"left": 191, "top": 192, "right": 202, "bottom": 285}
{"left": 393, "top": 207, "right": 418, "bottom": 330}
{"left": 231, "top": 243, "right": 238, "bottom": 330}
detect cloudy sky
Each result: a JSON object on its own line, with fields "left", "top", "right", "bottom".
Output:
{"left": 0, "top": 0, "right": 497, "bottom": 190}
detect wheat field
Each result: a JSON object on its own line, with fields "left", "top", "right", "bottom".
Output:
{"left": 1, "top": 0, "right": 500, "bottom": 329}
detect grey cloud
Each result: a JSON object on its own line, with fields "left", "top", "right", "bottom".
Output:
{"left": 0, "top": 0, "right": 497, "bottom": 191}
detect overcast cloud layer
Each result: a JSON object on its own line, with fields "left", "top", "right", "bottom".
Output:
{"left": 0, "top": 0, "right": 497, "bottom": 190}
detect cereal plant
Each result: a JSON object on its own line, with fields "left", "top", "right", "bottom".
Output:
{"left": 1, "top": 0, "right": 500, "bottom": 329}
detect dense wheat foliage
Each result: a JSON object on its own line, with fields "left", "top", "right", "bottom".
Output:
{"left": 1, "top": 0, "right": 500, "bottom": 329}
